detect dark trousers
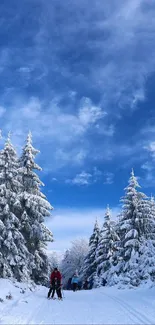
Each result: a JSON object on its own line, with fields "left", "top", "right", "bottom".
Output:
{"left": 48, "top": 286, "right": 62, "bottom": 299}
{"left": 72, "top": 283, "right": 78, "bottom": 292}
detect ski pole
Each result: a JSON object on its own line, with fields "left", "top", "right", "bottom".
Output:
{"left": 61, "top": 286, "right": 65, "bottom": 299}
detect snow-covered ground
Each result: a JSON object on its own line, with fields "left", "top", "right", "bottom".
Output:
{"left": 0, "top": 279, "right": 155, "bottom": 324}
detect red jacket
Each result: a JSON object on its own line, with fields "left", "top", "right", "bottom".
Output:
{"left": 50, "top": 271, "right": 62, "bottom": 283}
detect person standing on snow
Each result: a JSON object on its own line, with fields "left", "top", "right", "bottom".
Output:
{"left": 83, "top": 279, "right": 89, "bottom": 290}
{"left": 89, "top": 278, "right": 93, "bottom": 289}
{"left": 47, "top": 267, "right": 62, "bottom": 299}
{"left": 67, "top": 277, "right": 72, "bottom": 290}
{"left": 71, "top": 274, "right": 79, "bottom": 292}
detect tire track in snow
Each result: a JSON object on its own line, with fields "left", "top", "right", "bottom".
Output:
{"left": 25, "top": 292, "right": 65, "bottom": 325}
{"left": 25, "top": 298, "right": 51, "bottom": 324}
{"left": 100, "top": 291, "right": 152, "bottom": 324}
{"left": 100, "top": 292, "right": 136, "bottom": 324}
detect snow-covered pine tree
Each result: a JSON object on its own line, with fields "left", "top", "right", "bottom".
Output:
{"left": 150, "top": 195, "right": 155, "bottom": 219}
{"left": 81, "top": 219, "right": 100, "bottom": 287}
{"left": 19, "top": 132, "right": 53, "bottom": 285}
{"left": 119, "top": 170, "right": 146, "bottom": 257}
{"left": 95, "top": 205, "right": 119, "bottom": 287}
{"left": 0, "top": 135, "right": 32, "bottom": 282}
{"left": 109, "top": 169, "right": 148, "bottom": 286}
{"left": 150, "top": 195, "right": 155, "bottom": 239}
{"left": 138, "top": 238, "right": 155, "bottom": 284}
{"left": 145, "top": 195, "right": 155, "bottom": 241}
{"left": 135, "top": 195, "right": 155, "bottom": 284}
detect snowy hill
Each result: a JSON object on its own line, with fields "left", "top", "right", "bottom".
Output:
{"left": 0, "top": 279, "right": 155, "bottom": 324}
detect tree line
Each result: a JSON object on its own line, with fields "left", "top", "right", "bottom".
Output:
{"left": 1, "top": 133, "right": 154, "bottom": 289}
{"left": 0, "top": 132, "right": 53, "bottom": 285}
{"left": 61, "top": 170, "right": 155, "bottom": 288}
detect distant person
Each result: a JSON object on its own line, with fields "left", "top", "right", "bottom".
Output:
{"left": 67, "top": 277, "right": 72, "bottom": 290}
{"left": 78, "top": 279, "right": 82, "bottom": 290}
{"left": 89, "top": 278, "right": 93, "bottom": 289}
{"left": 83, "top": 279, "right": 89, "bottom": 290}
{"left": 71, "top": 274, "right": 79, "bottom": 292}
{"left": 102, "top": 278, "right": 107, "bottom": 286}
{"left": 47, "top": 268, "right": 62, "bottom": 300}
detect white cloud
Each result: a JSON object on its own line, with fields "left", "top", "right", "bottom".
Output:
{"left": 66, "top": 171, "right": 92, "bottom": 186}
{"left": 141, "top": 125, "right": 155, "bottom": 136}
{"left": 144, "top": 142, "right": 155, "bottom": 159}
{"left": 18, "top": 67, "right": 33, "bottom": 73}
{"left": 54, "top": 148, "right": 88, "bottom": 168}
{"left": 1, "top": 0, "right": 155, "bottom": 109}
{"left": 21, "top": 0, "right": 155, "bottom": 115}
{"left": 66, "top": 167, "right": 103, "bottom": 186}
{"left": 21, "top": 98, "right": 41, "bottom": 119}
{"left": 141, "top": 161, "right": 155, "bottom": 188}
{"left": 139, "top": 128, "right": 155, "bottom": 179}
{"left": 89, "top": 0, "right": 155, "bottom": 111}
{"left": 96, "top": 124, "right": 115, "bottom": 137}
{"left": 104, "top": 172, "right": 114, "bottom": 185}
{"left": 45, "top": 206, "right": 120, "bottom": 252}
{"left": 141, "top": 162, "right": 154, "bottom": 172}
{"left": 0, "top": 0, "right": 155, "bottom": 177}
{"left": 0, "top": 106, "right": 6, "bottom": 117}
{"left": 93, "top": 167, "right": 103, "bottom": 180}
{"left": 0, "top": 96, "right": 107, "bottom": 170}
{"left": 78, "top": 98, "right": 106, "bottom": 126}
{"left": 3, "top": 96, "right": 105, "bottom": 144}
{"left": 131, "top": 89, "right": 145, "bottom": 109}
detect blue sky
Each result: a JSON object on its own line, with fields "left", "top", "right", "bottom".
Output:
{"left": 0, "top": 0, "right": 155, "bottom": 252}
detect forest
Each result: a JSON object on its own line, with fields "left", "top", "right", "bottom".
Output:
{"left": 0, "top": 132, "right": 155, "bottom": 289}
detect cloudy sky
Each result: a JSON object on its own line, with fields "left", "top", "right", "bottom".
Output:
{"left": 0, "top": 0, "right": 155, "bottom": 252}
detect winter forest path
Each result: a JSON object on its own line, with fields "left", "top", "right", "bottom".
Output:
{"left": 1, "top": 283, "right": 155, "bottom": 324}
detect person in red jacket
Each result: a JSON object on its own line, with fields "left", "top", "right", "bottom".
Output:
{"left": 47, "top": 268, "right": 62, "bottom": 299}
{"left": 50, "top": 267, "right": 62, "bottom": 282}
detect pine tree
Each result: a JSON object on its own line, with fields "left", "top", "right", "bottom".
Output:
{"left": 145, "top": 195, "right": 155, "bottom": 241}
{"left": 19, "top": 132, "right": 53, "bottom": 284}
{"left": 118, "top": 169, "right": 146, "bottom": 262}
{"left": 0, "top": 136, "right": 32, "bottom": 281}
{"left": 95, "top": 205, "right": 119, "bottom": 287}
{"left": 136, "top": 196, "right": 155, "bottom": 284}
{"left": 82, "top": 219, "right": 100, "bottom": 287}
{"left": 150, "top": 195, "right": 155, "bottom": 215}
{"left": 108, "top": 169, "right": 150, "bottom": 286}
{"left": 138, "top": 239, "right": 155, "bottom": 283}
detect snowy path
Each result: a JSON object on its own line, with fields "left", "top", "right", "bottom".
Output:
{"left": 1, "top": 280, "right": 155, "bottom": 324}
